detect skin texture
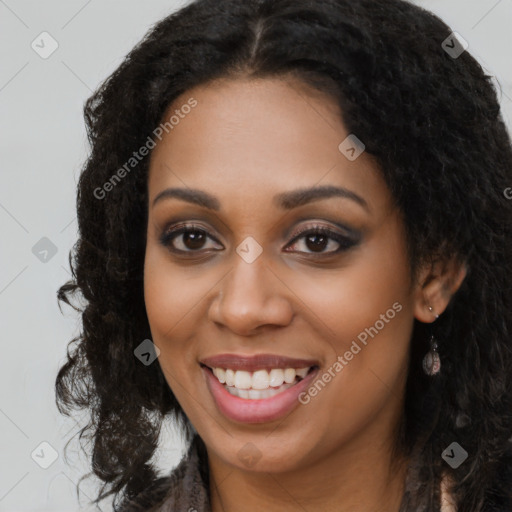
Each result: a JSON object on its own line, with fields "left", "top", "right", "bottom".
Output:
{"left": 143, "top": 77, "right": 466, "bottom": 512}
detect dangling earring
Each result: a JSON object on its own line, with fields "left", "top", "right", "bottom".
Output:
{"left": 423, "top": 305, "right": 441, "bottom": 376}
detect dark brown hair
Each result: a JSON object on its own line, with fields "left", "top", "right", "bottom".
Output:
{"left": 56, "top": 0, "right": 512, "bottom": 510}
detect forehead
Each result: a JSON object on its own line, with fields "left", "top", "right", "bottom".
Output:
{"left": 147, "top": 77, "right": 391, "bottom": 214}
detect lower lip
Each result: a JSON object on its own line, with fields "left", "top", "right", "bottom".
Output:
{"left": 202, "top": 366, "right": 319, "bottom": 424}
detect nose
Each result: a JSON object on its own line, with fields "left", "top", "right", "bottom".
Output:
{"left": 208, "top": 253, "right": 294, "bottom": 336}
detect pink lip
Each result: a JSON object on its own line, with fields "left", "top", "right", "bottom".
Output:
{"left": 202, "top": 365, "right": 320, "bottom": 424}
{"left": 200, "top": 353, "right": 319, "bottom": 372}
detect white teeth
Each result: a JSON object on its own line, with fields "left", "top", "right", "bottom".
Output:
{"left": 226, "top": 382, "right": 295, "bottom": 399}
{"left": 284, "top": 368, "right": 296, "bottom": 384}
{"left": 234, "top": 370, "right": 252, "bottom": 390}
{"left": 269, "top": 369, "right": 284, "bottom": 387}
{"left": 213, "top": 368, "right": 226, "bottom": 384}
{"left": 237, "top": 389, "right": 249, "bottom": 399}
{"left": 252, "top": 370, "right": 270, "bottom": 390}
{"left": 296, "top": 367, "right": 309, "bottom": 378}
{"left": 225, "top": 369, "right": 235, "bottom": 387}
{"left": 210, "top": 366, "right": 312, "bottom": 395}
{"left": 248, "top": 389, "right": 261, "bottom": 399}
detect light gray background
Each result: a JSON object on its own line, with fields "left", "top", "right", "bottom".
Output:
{"left": 1, "top": 1, "right": 511, "bottom": 510}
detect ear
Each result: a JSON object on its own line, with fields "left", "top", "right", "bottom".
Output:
{"left": 413, "top": 255, "right": 468, "bottom": 323}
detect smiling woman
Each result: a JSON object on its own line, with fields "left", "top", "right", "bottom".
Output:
{"left": 55, "top": 1, "right": 512, "bottom": 511}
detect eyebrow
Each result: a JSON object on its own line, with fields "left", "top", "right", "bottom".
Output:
{"left": 152, "top": 185, "right": 369, "bottom": 212}
{"left": 274, "top": 185, "right": 369, "bottom": 211}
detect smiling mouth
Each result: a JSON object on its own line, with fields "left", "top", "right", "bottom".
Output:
{"left": 202, "top": 365, "right": 317, "bottom": 400}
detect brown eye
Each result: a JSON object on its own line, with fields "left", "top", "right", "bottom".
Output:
{"left": 303, "top": 232, "right": 329, "bottom": 252}
{"left": 159, "top": 224, "right": 223, "bottom": 254}
{"left": 285, "top": 225, "right": 359, "bottom": 255}
{"left": 180, "top": 230, "right": 207, "bottom": 250}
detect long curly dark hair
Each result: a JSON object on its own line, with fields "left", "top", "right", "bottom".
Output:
{"left": 55, "top": 0, "right": 512, "bottom": 510}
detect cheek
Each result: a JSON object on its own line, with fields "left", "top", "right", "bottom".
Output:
{"left": 143, "top": 247, "right": 198, "bottom": 361}
{"left": 143, "top": 245, "right": 227, "bottom": 382}
{"left": 296, "top": 215, "right": 413, "bottom": 381}
{"left": 297, "top": 217, "right": 414, "bottom": 425}
{"left": 143, "top": 243, "right": 209, "bottom": 333}
{"left": 143, "top": 249, "right": 204, "bottom": 411}
{"left": 293, "top": 215, "right": 412, "bottom": 347}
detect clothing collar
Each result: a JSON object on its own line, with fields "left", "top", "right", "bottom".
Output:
{"left": 154, "top": 435, "right": 210, "bottom": 512}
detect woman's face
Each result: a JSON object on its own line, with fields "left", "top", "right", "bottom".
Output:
{"left": 144, "top": 77, "right": 421, "bottom": 473}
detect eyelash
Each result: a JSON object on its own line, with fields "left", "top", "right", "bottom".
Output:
{"left": 159, "top": 222, "right": 359, "bottom": 257}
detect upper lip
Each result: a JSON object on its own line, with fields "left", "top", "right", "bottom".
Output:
{"left": 200, "top": 353, "right": 319, "bottom": 372}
